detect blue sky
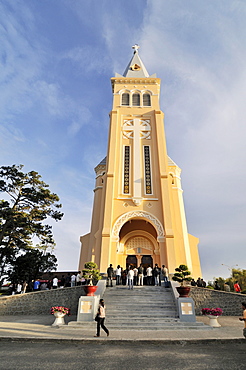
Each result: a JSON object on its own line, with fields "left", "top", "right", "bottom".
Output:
{"left": 1, "top": 0, "right": 246, "bottom": 282}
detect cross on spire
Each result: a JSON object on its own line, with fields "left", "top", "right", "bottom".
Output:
{"left": 132, "top": 44, "right": 140, "bottom": 53}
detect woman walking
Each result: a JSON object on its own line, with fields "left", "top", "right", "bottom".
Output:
{"left": 94, "top": 299, "right": 109, "bottom": 337}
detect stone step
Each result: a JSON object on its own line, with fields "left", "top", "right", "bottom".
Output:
{"left": 68, "top": 322, "right": 210, "bottom": 331}
{"left": 99, "top": 285, "right": 211, "bottom": 331}
{"left": 107, "top": 311, "right": 177, "bottom": 315}
{"left": 105, "top": 322, "right": 206, "bottom": 327}
{"left": 107, "top": 315, "right": 178, "bottom": 322}
{"left": 106, "top": 304, "right": 176, "bottom": 309}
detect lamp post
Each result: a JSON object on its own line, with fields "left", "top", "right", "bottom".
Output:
{"left": 221, "top": 264, "right": 238, "bottom": 278}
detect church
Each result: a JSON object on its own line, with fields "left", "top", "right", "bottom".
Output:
{"left": 79, "top": 45, "right": 202, "bottom": 278}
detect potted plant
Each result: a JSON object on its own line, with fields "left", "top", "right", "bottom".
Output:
{"left": 201, "top": 307, "right": 223, "bottom": 327}
{"left": 172, "top": 264, "right": 193, "bottom": 297}
{"left": 82, "top": 261, "right": 102, "bottom": 296}
{"left": 50, "top": 306, "right": 70, "bottom": 326}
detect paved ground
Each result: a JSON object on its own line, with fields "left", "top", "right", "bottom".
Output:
{"left": 0, "top": 340, "right": 245, "bottom": 370}
{"left": 0, "top": 314, "right": 245, "bottom": 369}
{"left": 0, "top": 314, "right": 245, "bottom": 342}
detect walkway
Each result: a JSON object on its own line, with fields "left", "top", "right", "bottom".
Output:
{"left": 0, "top": 314, "right": 244, "bottom": 342}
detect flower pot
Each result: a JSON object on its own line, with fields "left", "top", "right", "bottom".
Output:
{"left": 84, "top": 285, "right": 98, "bottom": 296}
{"left": 52, "top": 312, "right": 66, "bottom": 326}
{"left": 176, "top": 286, "right": 191, "bottom": 297}
{"left": 207, "top": 315, "right": 221, "bottom": 327}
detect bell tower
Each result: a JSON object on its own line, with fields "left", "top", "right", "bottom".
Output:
{"left": 79, "top": 45, "right": 202, "bottom": 278}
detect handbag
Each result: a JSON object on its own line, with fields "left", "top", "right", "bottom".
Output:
{"left": 95, "top": 313, "right": 100, "bottom": 322}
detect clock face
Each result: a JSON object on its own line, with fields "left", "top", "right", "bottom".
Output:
{"left": 131, "top": 63, "right": 141, "bottom": 71}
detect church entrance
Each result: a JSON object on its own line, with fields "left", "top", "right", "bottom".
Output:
{"left": 126, "top": 255, "right": 137, "bottom": 268}
{"left": 141, "top": 255, "right": 153, "bottom": 269}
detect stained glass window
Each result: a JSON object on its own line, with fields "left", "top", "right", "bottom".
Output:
{"left": 144, "top": 146, "right": 152, "bottom": 194}
{"left": 123, "top": 146, "right": 130, "bottom": 194}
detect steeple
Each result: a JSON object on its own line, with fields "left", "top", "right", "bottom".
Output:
{"left": 79, "top": 45, "right": 202, "bottom": 280}
{"left": 115, "top": 45, "right": 156, "bottom": 78}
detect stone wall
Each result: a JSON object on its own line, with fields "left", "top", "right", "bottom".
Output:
{"left": 0, "top": 286, "right": 86, "bottom": 315}
{"left": 190, "top": 287, "right": 245, "bottom": 316}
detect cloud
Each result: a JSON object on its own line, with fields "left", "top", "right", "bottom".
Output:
{"left": 133, "top": 1, "right": 246, "bottom": 280}
{"left": 2, "top": 0, "right": 246, "bottom": 281}
{"left": 60, "top": 46, "right": 111, "bottom": 75}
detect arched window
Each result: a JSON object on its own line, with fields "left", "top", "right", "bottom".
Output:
{"left": 143, "top": 93, "right": 151, "bottom": 106}
{"left": 132, "top": 93, "right": 140, "bottom": 106}
{"left": 122, "top": 93, "right": 130, "bottom": 106}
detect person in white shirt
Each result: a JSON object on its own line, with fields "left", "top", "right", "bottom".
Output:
{"left": 52, "top": 276, "right": 58, "bottom": 289}
{"left": 16, "top": 282, "right": 22, "bottom": 294}
{"left": 94, "top": 299, "right": 109, "bottom": 337}
{"left": 133, "top": 267, "right": 138, "bottom": 286}
{"left": 71, "top": 274, "right": 76, "bottom": 287}
{"left": 146, "top": 265, "right": 152, "bottom": 286}
{"left": 76, "top": 271, "right": 83, "bottom": 286}
{"left": 127, "top": 266, "right": 134, "bottom": 290}
{"left": 115, "top": 265, "right": 122, "bottom": 285}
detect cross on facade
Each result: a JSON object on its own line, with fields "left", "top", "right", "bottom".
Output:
{"left": 80, "top": 301, "right": 92, "bottom": 313}
{"left": 123, "top": 118, "right": 151, "bottom": 205}
{"left": 181, "top": 302, "right": 193, "bottom": 315}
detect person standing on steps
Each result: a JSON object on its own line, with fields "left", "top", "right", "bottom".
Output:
{"left": 94, "top": 299, "right": 109, "bottom": 337}
{"left": 146, "top": 265, "right": 152, "bottom": 286}
{"left": 161, "top": 265, "right": 169, "bottom": 283}
{"left": 153, "top": 264, "right": 161, "bottom": 286}
{"left": 107, "top": 264, "right": 114, "bottom": 287}
{"left": 115, "top": 265, "right": 122, "bottom": 285}
{"left": 128, "top": 266, "right": 134, "bottom": 289}
{"left": 133, "top": 266, "right": 138, "bottom": 286}
{"left": 138, "top": 264, "right": 144, "bottom": 286}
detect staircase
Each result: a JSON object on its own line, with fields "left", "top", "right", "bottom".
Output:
{"left": 103, "top": 285, "right": 209, "bottom": 330}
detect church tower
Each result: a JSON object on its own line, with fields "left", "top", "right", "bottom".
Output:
{"left": 79, "top": 45, "right": 202, "bottom": 278}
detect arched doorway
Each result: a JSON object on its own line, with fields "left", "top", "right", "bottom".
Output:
{"left": 126, "top": 255, "right": 137, "bottom": 268}
{"left": 141, "top": 255, "right": 153, "bottom": 269}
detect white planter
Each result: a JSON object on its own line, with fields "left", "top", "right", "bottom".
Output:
{"left": 207, "top": 315, "right": 221, "bottom": 327}
{"left": 52, "top": 312, "right": 66, "bottom": 326}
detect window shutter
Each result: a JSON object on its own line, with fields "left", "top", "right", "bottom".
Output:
{"left": 132, "top": 93, "right": 140, "bottom": 106}
{"left": 122, "top": 93, "right": 130, "bottom": 106}
{"left": 143, "top": 93, "right": 151, "bottom": 106}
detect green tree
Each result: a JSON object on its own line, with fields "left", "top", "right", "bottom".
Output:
{"left": 231, "top": 268, "right": 246, "bottom": 291}
{"left": 214, "top": 269, "right": 246, "bottom": 292}
{"left": 0, "top": 165, "right": 63, "bottom": 284}
{"left": 8, "top": 249, "right": 58, "bottom": 284}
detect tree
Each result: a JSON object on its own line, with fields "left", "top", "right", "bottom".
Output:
{"left": 0, "top": 165, "right": 63, "bottom": 284}
{"left": 83, "top": 261, "right": 102, "bottom": 285}
{"left": 8, "top": 249, "right": 58, "bottom": 284}
{"left": 172, "top": 264, "right": 193, "bottom": 286}
{"left": 214, "top": 268, "right": 246, "bottom": 293}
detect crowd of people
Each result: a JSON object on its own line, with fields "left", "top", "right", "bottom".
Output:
{"left": 190, "top": 277, "right": 207, "bottom": 287}
{"left": 106, "top": 263, "right": 169, "bottom": 288}
{"left": 8, "top": 271, "right": 87, "bottom": 295}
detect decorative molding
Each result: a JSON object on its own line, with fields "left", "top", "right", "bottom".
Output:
{"left": 111, "top": 211, "right": 164, "bottom": 241}
{"left": 122, "top": 118, "right": 151, "bottom": 140}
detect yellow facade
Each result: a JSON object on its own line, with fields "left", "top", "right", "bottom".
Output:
{"left": 79, "top": 47, "right": 202, "bottom": 278}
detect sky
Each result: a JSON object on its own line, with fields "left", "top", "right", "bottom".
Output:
{"left": 1, "top": 0, "right": 246, "bottom": 283}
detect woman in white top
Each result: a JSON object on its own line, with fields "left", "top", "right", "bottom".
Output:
{"left": 115, "top": 265, "right": 122, "bottom": 285}
{"left": 94, "top": 299, "right": 109, "bottom": 337}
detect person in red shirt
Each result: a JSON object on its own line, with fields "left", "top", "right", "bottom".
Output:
{"left": 234, "top": 281, "right": 241, "bottom": 293}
